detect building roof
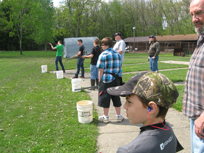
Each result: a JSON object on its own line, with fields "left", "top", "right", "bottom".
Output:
{"left": 156, "top": 34, "right": 198, "bottom": 42}
{"left": 124, "top": 36, "right": 148, "bottom": 43}
{"left": 124, "top": 34, "right": 198, "bottom": 43}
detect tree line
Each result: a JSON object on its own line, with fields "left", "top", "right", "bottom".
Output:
{"left": 0, "top": 0, "right": 195, "bottom": 53}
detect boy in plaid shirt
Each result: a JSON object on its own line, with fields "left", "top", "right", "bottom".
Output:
{"left": 96, "top": 37, "right": 123, "bottom": 123}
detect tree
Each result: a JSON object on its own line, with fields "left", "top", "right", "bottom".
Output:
{"left": 29, "top": 0, "right": 55, "bottom": 50}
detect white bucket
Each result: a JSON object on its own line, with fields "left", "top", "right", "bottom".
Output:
{"left": 71, "top": 78, "right": 82, "bottom": 92}
{"left": 77, "top": 100, "right": 93, "bottom": 123}
{"left": 56, "top": 70, "right": 63, "bottom": 79}
{"left": 41, "top": 65, "right": 47, "bottom": 73}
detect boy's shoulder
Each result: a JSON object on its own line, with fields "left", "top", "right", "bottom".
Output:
{"left": 117, "top": 123, "right": 181, "bottom": 153}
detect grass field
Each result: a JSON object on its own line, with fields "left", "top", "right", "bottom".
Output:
{"left": 0, "top": 51, "right": 98, "bottom": 152}
{"left": 0, "top": 51, "right": 190, "bottom": 152}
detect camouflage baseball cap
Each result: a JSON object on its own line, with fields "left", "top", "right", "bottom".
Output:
{"left": 107, "top": 71, "right": 179, "bottom": 108}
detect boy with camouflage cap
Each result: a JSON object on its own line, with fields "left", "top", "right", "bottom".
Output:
{"left": 107, "top": 71, "right": 183, "bottom": 153}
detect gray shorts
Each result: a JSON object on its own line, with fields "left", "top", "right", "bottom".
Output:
{"left": 98, "top": 78, "right": 121, "bottom": 108}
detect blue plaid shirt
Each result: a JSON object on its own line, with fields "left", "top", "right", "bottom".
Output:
{"left": 96, "top": 48, "right": 122, "bottom": 83}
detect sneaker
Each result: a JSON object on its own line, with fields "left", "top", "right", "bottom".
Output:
{"left": 73, "top": 76, "right": 78, "bottom": 78}
{"left": 98, "top": 115, "right": 110, "bottom": 123}
{"left": 80, "top": 76, "right": 84, "bottom": 78}
{"left": 116, "top": 115, "right": 124, "bottom": 123}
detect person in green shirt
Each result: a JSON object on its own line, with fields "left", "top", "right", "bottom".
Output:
{"left": 49, "top": 40, "right": 65, "bottom": 73}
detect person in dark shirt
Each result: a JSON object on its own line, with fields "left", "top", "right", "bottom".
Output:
{"left": 73, "top": 39, "right": 85, "bottom": 78}
{"left": 107, "top": 72, "right": 183, "bottom": 153}
{"left": 81, "top": 39, "right": 101, "bottom": 90}
{"left": 148, "top": 35, "right": 160, "bottom": 72}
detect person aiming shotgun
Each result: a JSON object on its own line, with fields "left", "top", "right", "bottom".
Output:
{"left": 49, "top": 40, "right": 65, "bottom": 73}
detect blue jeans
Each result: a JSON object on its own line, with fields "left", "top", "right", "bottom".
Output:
{"left": 75, "top": 58, "right": 84, "bottom": 77}
{"left": 190, "top": 118, "right": 204, "bottom": 153}
{"left": 90, "top": 64, "right": 99, "bottom": 80}
{"left": 55, "top": 56, "right": 65, "bottom": 71}
{"left": 149, "top": 56, "right": 159, "bottom": 71}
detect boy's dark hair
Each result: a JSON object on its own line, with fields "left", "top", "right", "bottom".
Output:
{"left": 138, "top": 96, "right": 168, "bottom": 119}
{"left": 101, "top": 37, "right": 113, "bottom": 47}
{"left": 78, "top": 39, "right": 83, "bottom": 43}
{"left": 58, "top": 40, "right": 62, "bottom": 44}
{"left": 94, "top": 38, "right": 100, "bottom": 45}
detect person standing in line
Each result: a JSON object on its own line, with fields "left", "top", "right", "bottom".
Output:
{"left": 148, "top": 35, "right": 160, "bottom": 72}
{"left": 73, "top": 39, "right": 85, "bottom": 78}
{"left": 183, "top": 0, "right": 204, "bottom": 152}
{"left": 49, "top": 40, "right": 65, "bottom": 73}
{"left": 81, "top": 38, "right": 101, "bottom": 90}
{"left": 113, "top": 32, "right": 126, "bottom": 63}
{"left": 96, "top": 37, "right": 123, "bottom": 123}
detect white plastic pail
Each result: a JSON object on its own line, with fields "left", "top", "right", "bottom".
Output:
{"left": 56, "top": 70, "right": 63, "bottom": 79}
{"left": 77, "top": 100, "right": 93, "bottom": 123}
{"left": 71, "top": 78, "right": 82, "bottom": 92}
{"left": 41, "top": 65, "right": 47, "bottom": 73}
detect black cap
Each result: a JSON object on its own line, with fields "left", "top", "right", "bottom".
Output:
{"left": 149, "top": 35, "right": 156, "bottom": 38}
{"left": 114, "top": 32, "right": 121, "bottom": 36}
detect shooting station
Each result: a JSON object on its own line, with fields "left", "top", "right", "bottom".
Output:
{"left": 63, "top": 37, "right": 99, "bottom": 58}
{"left": 124, "top": 34, "right": 198, "bottom": 56}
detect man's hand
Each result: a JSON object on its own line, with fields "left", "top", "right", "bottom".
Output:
{"left": 194, "top": 113, "right": 204, "bottom": 139}
{"left": 49, "top": 43, "right": 52, "bottom": 46}
{"left": 152, "top": 56, "right": 155, "bottom": 60}
{"left": 81, "top": 56, "right": 86, "bottom": 58}
{"left": 148, "top": 57, "right": 150, "bottom": 61}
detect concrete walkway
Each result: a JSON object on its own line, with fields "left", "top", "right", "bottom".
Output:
{"left": 160, "top": 61, "right": 190, "bottom": 65}
{"left": 51, "top": 65, "right": 191, "bottom": 153}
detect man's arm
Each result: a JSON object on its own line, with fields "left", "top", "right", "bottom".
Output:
{"left": 81, "top": 54, "right": 93, "bottom": 58}
{"left": 73, "top": 51, "right": 82, "bottom": 58}
{"left": 194, "top": 112, "right": 204, "bottom": 139}
{"left": 49, "top": 43, "right": 56, "bottom": 50}
{"left": 98, "top": 68, "right": 104, "bottom": 82}
{"left": 153, "top": 42, "right": 160, "bottom": 59}
{"left": 116, "top": 41, "right": 125, "bottom": 54}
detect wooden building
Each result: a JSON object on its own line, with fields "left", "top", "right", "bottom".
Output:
{"left": 124, "top": 34, "right": 198, "bottom": 55}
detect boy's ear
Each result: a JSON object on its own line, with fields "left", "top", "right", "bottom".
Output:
{"left": 148, "top": 101, "right": 158, "bottom": 114}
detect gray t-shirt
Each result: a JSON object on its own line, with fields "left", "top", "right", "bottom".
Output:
{"left": 117, "top": 122, "right": 183, "bottom": 153}
{"left": 113, "top": 39, "right": 126, "bottom": 62}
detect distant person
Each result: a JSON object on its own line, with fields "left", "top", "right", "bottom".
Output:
{"left": 148, "top": 35, "right": 160, "bottom": 72}
{"left": 107, "top": 72, "right": 183, "bottom": 153}
{"left": 183, "top": 0, "right": 204, "bottom": 152}
{"left": 49, "top": 40, "right": 65, "bottom": 73}
{"left": 113, "top": 32, "right": 126, "bottom": 63}
{"left": 96, "top": 37, "right": 123, "bottom": 123}
{"left": 73, "top": 39, "right": 85, "bottom": 78}
{"left": 81, "top": 38, "right": 101, "bottom": 90}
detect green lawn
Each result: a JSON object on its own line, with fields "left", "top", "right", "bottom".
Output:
{"left": 0, "top": 51, "right": 189, "bottom": 152}
{"left": 123, "top": 53, "right": 191, "bottom": 64}
{"left": 0, "top": 51, "right": 98, "bottom": 152}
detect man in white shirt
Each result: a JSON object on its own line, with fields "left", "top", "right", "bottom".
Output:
{"left": 113, "top": 32, "right": 126, "bottom": 63}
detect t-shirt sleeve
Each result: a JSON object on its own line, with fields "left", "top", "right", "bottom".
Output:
{"left": 91, "top": 47, "right": 95, "bottom": 55}
{"left": 79, "top": 46, "right": 83, "bottom": 52}
{"left": 119, "top": 41, "right": 126, "bottom": 52}
{"left": 55, "top": 45, "right": 59, "bottom": 49}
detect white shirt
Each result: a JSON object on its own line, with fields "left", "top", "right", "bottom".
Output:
{"left": 113, "top": 39, "right": 126, "bottom": 62}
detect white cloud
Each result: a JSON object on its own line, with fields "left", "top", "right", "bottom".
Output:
{"left": 52, "top": 0, "right": 61, "bottom": 8}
